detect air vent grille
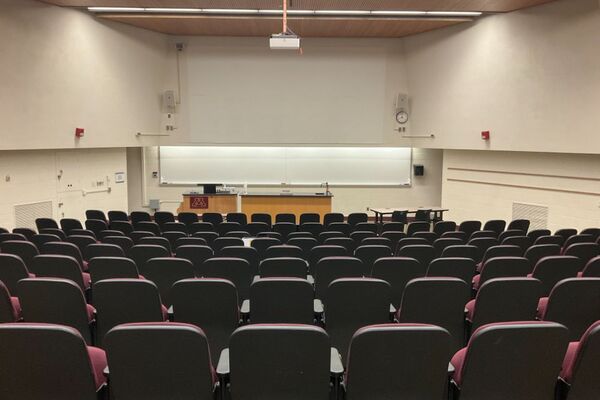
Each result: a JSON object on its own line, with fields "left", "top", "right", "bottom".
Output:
{"left": 512, "top": 202, "right": 548, "bottom": 230}
{"left": 14, "top": 201, "right": 53, "bottom": 230}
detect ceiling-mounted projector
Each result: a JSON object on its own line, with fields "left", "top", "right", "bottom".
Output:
{"left": 270, "top": 33, "right": 300, "bottom": 50}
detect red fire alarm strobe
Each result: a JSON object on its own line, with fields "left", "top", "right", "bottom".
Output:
{"left": 75, "top": 128, "right": 85, "bottom": 138}
{"left": 481, "top": 131, "right": 490, "bottom": 140}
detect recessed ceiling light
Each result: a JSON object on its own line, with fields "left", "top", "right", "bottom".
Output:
{"left": 370, "top": 11, "right": 427, "bottom": 16}
{"left": 88, "top": 7, "right": 144, "bottom": 12}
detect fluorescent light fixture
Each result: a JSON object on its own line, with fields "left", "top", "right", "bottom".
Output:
{"left": 202, "top": 9, "right": 259, "bottom": 14}
{"left": 86, "top": 7, "right": 484, "bottom": 18}
{"left": 314, "top": 10, "right": 370, "bottom": 15}
{"left": 88, "top": 7, "right": 144, "bottom": 12}
{"left": 426, "top": 11, "right": 483, "bottom": 16}
{"left": 370, "top": 11, "right": 427, "bottom": 16}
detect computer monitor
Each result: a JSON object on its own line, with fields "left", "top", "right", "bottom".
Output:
{"left": 203, "top": 184, "right": 219, "bottom": 194}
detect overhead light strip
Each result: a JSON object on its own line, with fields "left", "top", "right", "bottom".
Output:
{"left": 87, "top": 7, "right": 483, "bottom": 18}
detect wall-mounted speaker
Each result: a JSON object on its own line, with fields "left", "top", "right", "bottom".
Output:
{"left": 414, "top": 165, "right": 424, "bottom": 176}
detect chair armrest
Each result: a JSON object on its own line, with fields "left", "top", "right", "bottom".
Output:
{"left": 314, "top": 299, "right": 324, "bottom": 314}
{"left": 330, "top": 348, "right": 344, "bottom": 377}
{"left": 216, "top": 348, "right": 230, "bottom": 377}
{"left": 448, "top": 362, "right": 455, "bottom": 376}
{"left": 103, "top": 366, "right": 110, "bottom": 377}
{"left": 389, "top": 304, "right": 397, "bottom": 321}
{"left": 252, "top": 275, "right": 260, "bottom": 284}
{"left": 168, "top": 305, "right": 174, "bottom": 318}
{"left": 306, "top": 275, "right": 315, "bottom": 285}
{"left": 240, "top": 300, "right": 250, "bottom": 323}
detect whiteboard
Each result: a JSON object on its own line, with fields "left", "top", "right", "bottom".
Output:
{"left": 159, "top": 146, "right": 412, "bottom": 186}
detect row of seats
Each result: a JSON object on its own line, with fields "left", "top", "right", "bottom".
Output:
{"left": 1, "top": 320, "right": 599, "bottom": 400}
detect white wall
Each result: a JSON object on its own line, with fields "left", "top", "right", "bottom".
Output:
{"left": 0, "top": 0, "right": 168, "bottom": 150}
{"left": 0, "top": 148, "right": 128, "bottom": 230}
{"left": 128, "top": 147, "right": 443, "bottom": 216}
{"left": 403, "top": 0, "right": 600, "bottom": 154}
{"left": 442, "top": 150, "right": 600, "bottom": 231}
{"left": 160, "top": 36, "right": 415, "bottom": 146}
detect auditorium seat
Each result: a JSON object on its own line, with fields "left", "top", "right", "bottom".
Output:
{"left": 251, "top": 213, "right": 272, "bottom": 226}
{"left": 130, "top": 211, "right": 152, "bottom": 225}
{"left": 259, "top": 257, "right": 309, "bottom": 279}
{"left": 327, "top": 222, "right": 351, "bottom": 236}
{"left": 501, "top": 235, "right": 532, "bottom": 255}
{"left": 396, "top": 245, "right": 435, "bottom": 269}
{"left": 381, "top": 223, "right": 405, "bottom": 234}
{"left": 31, "top": 233, "right": 62, "bottom": 249}
{"left": 41, "top": 241, "right": 88, "bottom": 272}
{"left": 433, "top": 237, "right": 464, "bottom": 257}
{"left": 66, "top": 235, "right": 97, "bottom": 258}
{"left": 85, "top": 219, "right": 108, "bottom": 237}
{"left": 347, "top": 212, "right": 368, "bottom": 226}
{"left": 84, "top": 243, "right": 124, "bottom": 260}
{"left": 508, "top": 219, "right": 531, "bottom": 233}
{"left": 162, "top": 230, "right": 187, "bottom": 248}
{"left": 450, "top": 322, "right": 568, "bottom": 400}
{"left": 161, "top": 222, "right": 188, "bottom": 237}
{"left": 60, "top": 218, "right": 83, "bottom": 235}
{"left": 465, "top": 278, "right": 542, "bottom": 333}
{"left": 397, "top": 277, "right": 470, "bottom": 352}
{"left": 218, "top": 246, "right": 260, "bottom": 275}
{"left": 442, "top": 230, "right": 468, "bottom": 241}
{"left": 101, "top": 235, "right": 134, "bottom": 252}
{"left": 0, "top": 253, "right": 34, "bottom": 294}
{"left": 482, "top": 219, "right": 506, "bottom": 236}
{"left": 395, "top": 237, "right": 430, "bottom": 254}
{"left": 498, "top": 229, "right": 526, "bottom": 243}
{"left": 299, "top": 222, "right": 325, "bottom": 236}
{"left": 434, "top": 220, "right": 457, "bottom": 236}
{"left": 324, "top": 237, "right": 357, "bottom": 253}
{"left": 580, "top": 256, "right": 600, "bottom": 277}
{"left": 245, "top": 222, "right": 270, "bottom": 236}
{"left": 109, "top": 220, "right": 134, "bottom": 235}
{"left": 380, "top": 231, "right": 407, "bottom": 249}
{"left": 344, "top": 324, "right": 452, "bottom": 400}
{"left": 298, "top": 213, "right": 319, "bottom": 224}
{"left": 18, "top": 278, "right": 95, "bottom": 344}
{"left": 467, "top": 237, "right": 499, "bottom": 263}
{"left": 98, "top": 229, "right": 125, "bottom": 240}
{"left": 580, "top": 228, "right": 600, "bottom": 241}
{"left": 153, "top": 211, "right": 176, "bottom": 228}
{"left": 558, "top": 320, "right": 600, "bottom": 400}
{"left": 140, "top": 257, "right": 195, "bottom": 306}
{"left": 372, "top": 257, "right": 426, "bottom": 308}
{"left": 287, "top": 237, "right": 318, "bottom": 258}
{"left": 39, "top": 228, "right": 67, "bottom": 240}
{"left": 538, "top": 278, "right": 600, "bottom": 341}
{"left": 107, "top": 210, "right": 128, "bottom": 222}
{"left": 0, "top": 232, "right": 27, "bottom": 243}
{"left": 87, "top": 209, "right": 107, "bottom": 221}
{"left": 0, "top": 323, "right": 107, "bottom": 399}
{"left": 564, "top": 243, "right": 600, "bottom": 264}
{"left": 354, "top": 222, "right": 378, "bottom": 233}
{"left": 536, "top": 234, "right": 566, "bottom": 246}
{"left": 250, "top": 237, "right": 281, "bottom": 259}
{"left": 12, "top": 227, "right": 37, "bottom": 241}
{"left": 324, "top": 278, "right": 392, "bottom": 362}
{"left": 407, "top": 221, "right": 431, "bottom": 236}
{"left": 128, "top": 244, "right": 170, "bottom": 270}
{"left": 361, "top": 237, "right": 393, "bottom": 248}
{"left": 192, "top": 231, "right": 219, "bottom": 244}
{"left": 31, "top": 255, "right": 91, "bottom": 291}
{"left": 203, "top": 258, "right": 252, "bottom": 304}
{"left": 354, "top": 245, "right": 393, "bottom": 275}
{"left": 276, "top": 213, "right": 296, "bottom": 224}
{"left": 318, "top": 230, "right": 345, "bottom": 244}
{"left": 104, "top": 322, "right": 216, "bottom": 400}
{"left": 189, "top": 222, "right": 215, "bottom": 234}
{"left": 177, "top": 212, "right": 199, "bottom": 226}
{"left": 477, "top": 245, "right": 522, "bottom": 272}
{"left": 226, "top": 212, "right": 247, "bottom": 226}
{"left": 93, "top": 279, "right": 167, "bottom": 347}
{"left": 171, "top": 278, "right": 239, "bottom": 361}
{"left": 412, "top": 231, "right": 438, "bottom": 244}
{"left": 524, "top": 244, "right": 562, "bottom": 268}
{"left": 217, "top": 221, "right": 242, "bottom": 236}
{"left": 528, "top": 229, "right": 552, "bottom": 244}
{"left": 314, "top": 257, "right": 364, "bottom": 300}
{"left": 272, "top": 222, "right": 297, "bottom": 238}
{"left": 309, "top": 245, "right": 348, "bottom": 275}
{"left": 134, "top": 221, "right": 161, "bottom": 235}
{"left": 35, "top": 217, "right": 59, "bottom": 231}
{"left": 88, "top": 257, "right": 142, "bottom": 283}
{"left": 469, "top": 230, "right": 497, "bottom": 240}
{"left": 0, "top": 240, "right": 39, "bottom": 270}
{"left": 555, "top": 228, "right": 578, "bottom": 243}
{"left": 138, "top": 236, "right": 172, "bottom": 253}
{"left": 441, "top": 244, "right": 478, "bottom": 260}
{"left": 426, "top": 257, "right": 477, "bottom": 285}
{"left": 68, "top": 228, "right": 96, "bottom": 239}
{"left": 247, "top": 278, "right": 314, "bottom": 324}
{"left": 457, "top": 221, "right": 482, "bottom": 239}
{"left": 473, "top": 256, "right": 531, "bottom": 290}
{"left": 263, "top": 244, "right": 303, "bottom": 260}
{"left": 0, "top": 227, "right": 7, "bottom": 234}
{"left": 323, "top": 212, "right": 344, "bottom": 227}
{"left": 529, "top": 256, "right": 582, "bottom": 296}
{"left": 0, "top": 281, "right": 21, "bottom": 323}
{"left": 349, "top": 230, "right": 376, "bottom": 243}
{"left": 172, "top": 245, "right": 213, "bottom": 277}
{"left": 227, "top": 324, "right": 331, "bottom": 400}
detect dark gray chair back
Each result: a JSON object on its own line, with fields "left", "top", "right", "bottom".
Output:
{"left": 299, "top": 222, "right": 324, "bottom": 236}
{"left": 314, "top": 257, "right": 363, "bottom": 299}
{"left": 178, "top": 212, "right": 199, "bottom": 226}
{"left": 250, "top": 278, "right": 314, "bottom": 324}
{"left": 524, "top": 244, "right": 562, "bottom": 268}
{"left": 581, "top": 256, "right": 600, "bottom": 277}
{"left": 433, "top": 238, "right": 465, "bottom": 257}
{"left": 35, "top": 217, "right": 59, "bottom": 231}
{"left": 203, "top": 258, "right": 252, "bottom": 304}
{"left": 110, "top": 220, "right": 134, "bottom": 235}
{"left": 30, "top": 255, "right": 87, "bottom": 291}
{"left": 87, "top": 209, "right": 107, "bottom": 221}
{"left": 354, "top": 245, "right": 393, "bottom": 276}
{"left": 407, "top": 221, "right": 430, "bottom": 236}
{"left": 218, "top": 246, "right": 260, "bottom": 275}
{"left": 441, "top": 244, "right": 478, "bottom": 260}
{"left": 324, "top": 237, "right": 357, "bottom": 253}
{"left": 396, "top": 245, "right": 435, "bottom": 269}
{"left": 128, "top": 244, "right": 170, "bottom": 270}
{"left": 259, "top": 257, "right": 308, "bottom": 278}
{"left": 427, "top": 257, "right": 477, "bottom": 285}
{"left": 286, "top": 237, "right": 318, "bottom": 259}
{"left": 457, "top": 221, "right": 482, "bottom": 238}
{"left": 0, "top": 240, "right": 39, "bottom": 270}
{"left": 153, "top": 212, "right": 176, "bottom": 228}
{"left": 13, "top": 227, "right": 37, "bottom": 241}
{"left": 0, "top": 253, "right": 31, "bottom": 294}
{"left": 349, "top": 230, "right": 376, "bottom": 243}
{"left": 327, "top": 222, "right": 351, "bottom": 235}
{"left": 434, "top": 220, "right": 457, "bottom": 236}
{"left": 564, "top": 243, "right": 600, "bottom": 265}
{"left": 174, "top": 237, "right": 207, "bottom": 249}
{"left": 89, "top": 257, "right": 140, "bottom": 283}
{"left": 482, "top": 220, "right": 506, "bottom": 235}
{"left": 175, "top": 245, "right": 214, "bottom": 277}
{"left": 264, "top": 244, "right": 303, "bottom": 260}
{"left": 85, "top": 243, "right": 124, "bottom": 260}
{"left": 189, "top": 222, "right": 216, "bottom": 234}
{"left": 250, "top": 237, "right": 282, "bottom": 259}
{"left": 139, "top": 236, "right": 172, "bottom": 253}
{"left": 251, "top": 213, "right": 272, "bottom": 226}
{"left": 41, "top": 241, "right": 85, "bottom": 270}
{"left": 308, "top": 245, "right": 348, "bottom": 275}
{"left": 560, "top": 320, "right": 600, "bottom": 400}
{"left": 31, "top": 233, "right": 62, "bottom": 249}
{"left": 202, "top": 212, "right": 223, "bottom": 226}
{"left": 372, "top": 257, "right": 426, "bottom": 308}
{"left": 140, "top": 258, "right": 195, "bottom": 306}
{"left": 531, "top": 255, "right": 582, "bottom": 296}
{"left": 476, "top": 257, "right": 531, "bottom": 290}
{"left": 507, "top": 219, "right": 530, "bottom": 233}
{"left": 273, "top": 222, "right": 297, "bottom": 238}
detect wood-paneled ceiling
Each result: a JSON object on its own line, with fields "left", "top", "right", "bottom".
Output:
{"left": 41, "top": 0, "right": 558, "bottom": 37}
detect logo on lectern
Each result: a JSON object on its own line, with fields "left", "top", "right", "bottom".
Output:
{"left": 190, "top": 196, "right": 209, "bottom": 209}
